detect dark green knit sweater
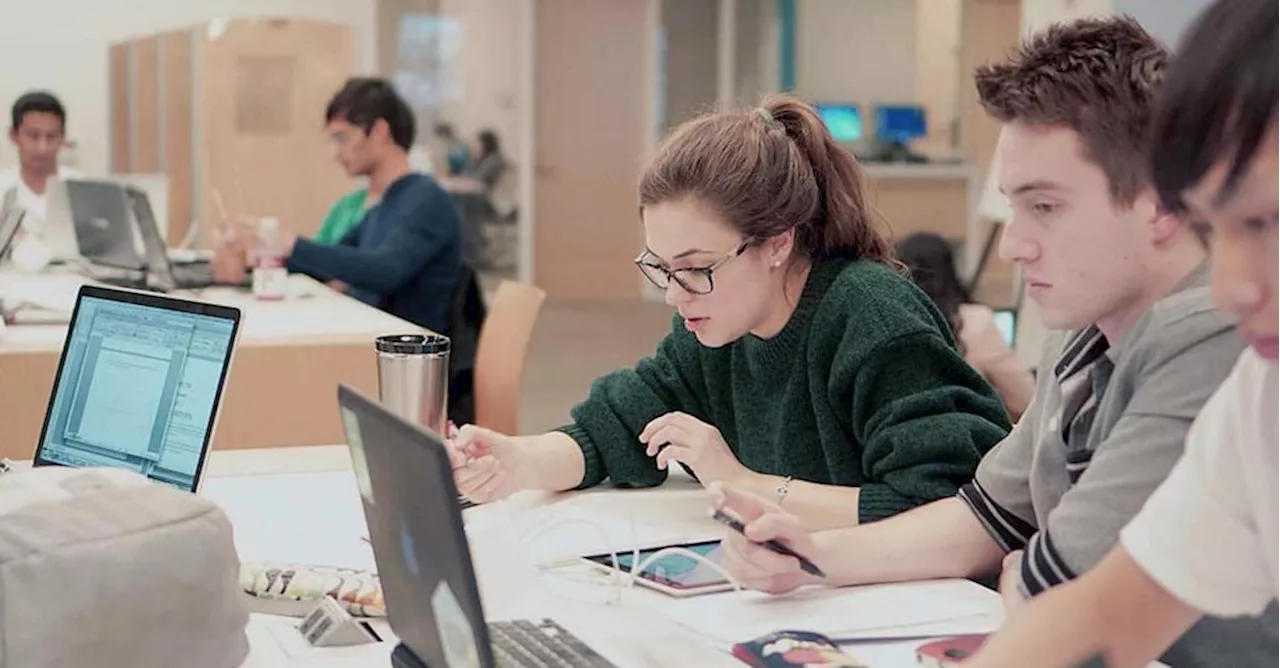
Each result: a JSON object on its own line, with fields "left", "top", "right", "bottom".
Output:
{"left": 559, "top": 258, "right": 1012, "bottom": 522}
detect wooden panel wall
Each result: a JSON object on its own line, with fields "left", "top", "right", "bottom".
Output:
{"left": 195, "top": 18, "right": 355, "bottom": 246}
{"left": 533, "top": 0, "right": 651, "bottom": 299}
{"left": 132, "top": 37, "right": 162, "bottom": 174}
{"left": 162, "top": 30, "right": 194, "bottom": 246}
{"left": 960, "top": 0, "right": 1021, "bottom": 307}
{"left": 110, "top": 19, "right": 355, "bottom": 249}
{"left": 109, "top": 44, "right": 132, "bottom": 173}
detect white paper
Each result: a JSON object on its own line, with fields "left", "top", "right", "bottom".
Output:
{"left": 647, "top": 579, "right": 1004, "bottom": 645}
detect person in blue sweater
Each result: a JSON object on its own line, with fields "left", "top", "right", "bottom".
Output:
{"left": 213, "top": 78, "right": 461, "bottom": 333}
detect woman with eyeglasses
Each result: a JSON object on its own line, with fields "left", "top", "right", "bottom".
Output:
{"left": 449, "top": 96, "right": 1011, "bottom": 530}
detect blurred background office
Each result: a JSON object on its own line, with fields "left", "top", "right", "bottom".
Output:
{"left": 0, "top": 0, "right": 1217, "bottom": 431}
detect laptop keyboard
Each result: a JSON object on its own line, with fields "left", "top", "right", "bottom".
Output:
{"left": 170, "top": 262, "right": 215, "bottom": 287}
{"left": 490, "top": 619, "right": 616, "bottom": 667}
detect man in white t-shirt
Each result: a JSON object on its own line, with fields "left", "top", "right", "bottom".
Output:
{"left": 0, "top": 91, "right": 78, "bottom": 235}
{"left": 965, "top": 0, "right": 1278, "bottom": 665}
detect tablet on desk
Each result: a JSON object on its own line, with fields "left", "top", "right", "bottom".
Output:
{"left": 581, "top": 539, "right": 733, "bottom": 597}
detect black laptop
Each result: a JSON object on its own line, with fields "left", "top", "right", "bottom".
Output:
{"left": 124, "top": 185, "right": 220, "bottom": 290}
{"left": 335, "top": 385, "right": 616, "bottom": 668}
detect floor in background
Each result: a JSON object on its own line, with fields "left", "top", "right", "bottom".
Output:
{"left": 517, "top": 299, "right": 672, "bottom": 433}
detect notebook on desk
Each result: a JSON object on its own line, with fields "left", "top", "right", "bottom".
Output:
{"left": 30, "top": 285, "right": 241, "bottom": 492}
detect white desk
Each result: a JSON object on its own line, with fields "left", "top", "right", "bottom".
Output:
{"left": 0, "top": 272, "right": 425, "bottom": 457}
{"left": 201, "top": 447, "right": 1006, "bottom": 667}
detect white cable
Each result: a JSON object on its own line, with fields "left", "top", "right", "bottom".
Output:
{"left": 628, "top": 545, "right": 743, "bottom": 593}
{"left": 500, "top": 496, "right": 743, "bottom": 603}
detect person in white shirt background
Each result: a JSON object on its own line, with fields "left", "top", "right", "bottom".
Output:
{"left": 960, "top": 0, "right": 1278, "bottom": 664}
{"left": 0, "top": 90, "right": 79, "bottom": 237}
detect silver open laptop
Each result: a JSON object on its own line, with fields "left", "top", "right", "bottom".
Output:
{"left": 31, "top": 284, "right": 241, "bottom": 492}
{"left": 43, "top": 178, "right": 147, "bottom": 272}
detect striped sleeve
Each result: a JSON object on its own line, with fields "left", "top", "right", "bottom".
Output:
{"left": 1019, "top": 529, "right": 1079, "bottom": 595}
{"left": 957, "top": 480, "right": 1036, "bottom": 552}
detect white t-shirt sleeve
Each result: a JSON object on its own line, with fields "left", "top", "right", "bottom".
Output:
{"left": 1120, "top": 352, "right": 1276, "bottom": 618}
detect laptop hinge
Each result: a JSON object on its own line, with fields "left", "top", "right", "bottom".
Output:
{"left": 390, "top": 643, "right": 431, "bottom": 668}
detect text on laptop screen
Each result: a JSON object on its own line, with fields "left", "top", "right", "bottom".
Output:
{"left": 38, "top": 296, "right": 235, "bottom": 490}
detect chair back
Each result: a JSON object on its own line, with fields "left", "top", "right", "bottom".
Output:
{"left": 474, "top": 280, "right": 546, "bottom": 434}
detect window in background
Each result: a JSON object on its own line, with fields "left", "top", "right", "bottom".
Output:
{"left": 392, "top": 14, "right": 465, "bottom": 110}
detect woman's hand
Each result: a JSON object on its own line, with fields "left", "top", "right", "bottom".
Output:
{"left": 449, "top": 425, "right": 533, "bottom": 503}
{"left": 640, "top": 412, "right": 750, "bottom": 485}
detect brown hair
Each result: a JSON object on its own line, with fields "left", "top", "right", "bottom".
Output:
{"left": 975, "top": 16, "right": 1168, "bottom": 204}
{"left": 638, "top": 95, "right": 894, "bottom": 266}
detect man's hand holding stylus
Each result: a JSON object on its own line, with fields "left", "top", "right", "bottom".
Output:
{"left": 709, "top": 481, "right": 826, "bottom": 595}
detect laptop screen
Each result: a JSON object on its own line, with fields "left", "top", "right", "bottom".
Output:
{"left": 34, "top": 289, "right": 239, "bottom": 491}
{"left": 125, "top": 187, "right": 175, "bottom": 279}
{"left": 993, "top": 308, "right": 1017, "bottom": 347}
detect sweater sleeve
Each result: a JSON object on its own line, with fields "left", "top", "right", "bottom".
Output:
{"left": 558, "top": 316, "right": 710, "bottom": 490}
{"left": 286, "top": 179, "right": 457, "bottom": 296}
{"left": 846, "top": 330, "right": 1012, "bottom": 523}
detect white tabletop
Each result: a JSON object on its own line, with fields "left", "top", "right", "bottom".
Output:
{"left": 198, "top": 447, "right": 1006, "bottom": 667}
{"left": 0, "top": 271, "right": 422, "bottom": 352}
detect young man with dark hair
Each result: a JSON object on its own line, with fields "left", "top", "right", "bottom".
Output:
{"left": 710, "top": 15, "right": 1276, "bottom": 667}
{"left": 216, "top": 77, "right": 461, "bottom": 333}
{"left": 433, "top": 122, "right": 470, "bottom": 176}
{"left": 1, "top": 90, "right": 79, "bottom": 232}
{"left": 966, "top": 1, "right": 1278, "bottom": 665}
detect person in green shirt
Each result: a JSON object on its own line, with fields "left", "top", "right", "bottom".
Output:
{"left": 313, "top": 188, "right": 371, "bottom": 246}
{"left": 449, "top": 96, "right": 1011, "bottom": 530}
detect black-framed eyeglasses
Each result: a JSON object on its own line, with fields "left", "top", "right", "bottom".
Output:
{"left": 634, "top": 239, "right": 752, "bottom": 295}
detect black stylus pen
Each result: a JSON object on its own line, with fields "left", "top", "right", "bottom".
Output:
{"left": 712, "top": 509, "right": 826, "bottom": 578}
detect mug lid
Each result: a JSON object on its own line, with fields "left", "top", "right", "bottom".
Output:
{"left": 375, "top": 333, "right": 450, "bottom": 355}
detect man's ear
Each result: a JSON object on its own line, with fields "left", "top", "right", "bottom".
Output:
{"left": 1151, "top": 207, "right": 1184, "bottom": 245}
{"left": 1141, "top": 190, "right": 1182, "bottom": 244}
{"left": 369, "top": 118, "right": 391, "bottom": 143}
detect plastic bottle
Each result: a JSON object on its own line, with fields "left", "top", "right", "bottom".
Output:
{"left": 251, "top": 217, "right": 288, "bottom": 301}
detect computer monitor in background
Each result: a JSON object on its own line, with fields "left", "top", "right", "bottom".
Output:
{"left": 874, "top": 105, "right": 927, "bottom": 145}
{"left": 815, "top": 103, "right": 863, "bottom": 144}
{"left": 871, "top": 105, "right": 929, "bottom": 163}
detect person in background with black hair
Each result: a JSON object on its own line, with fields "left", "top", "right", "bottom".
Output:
{"left": 433, "top": 122, "right": 470, "bottom": 176}
{"left": 896, "top": 232, "right": 1034, "bottom": 419}
{"left": 447, "top": 96, "right": 1011, "bottom": 531}
{"left": 966, "top": 1, "right": 1278, "bottom": 665}
{"left": 466, "top": 129, "right": 506, "bottom": 193}
{"left": 0, "top": 91, "right": 79, "bottom": 233}
{"left": 213, "top": 77, "right": 461, "bottom": 333}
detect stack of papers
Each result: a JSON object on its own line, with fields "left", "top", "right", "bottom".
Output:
{"left": 645, "top": 579, "right": 1004, "bottom": 645}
